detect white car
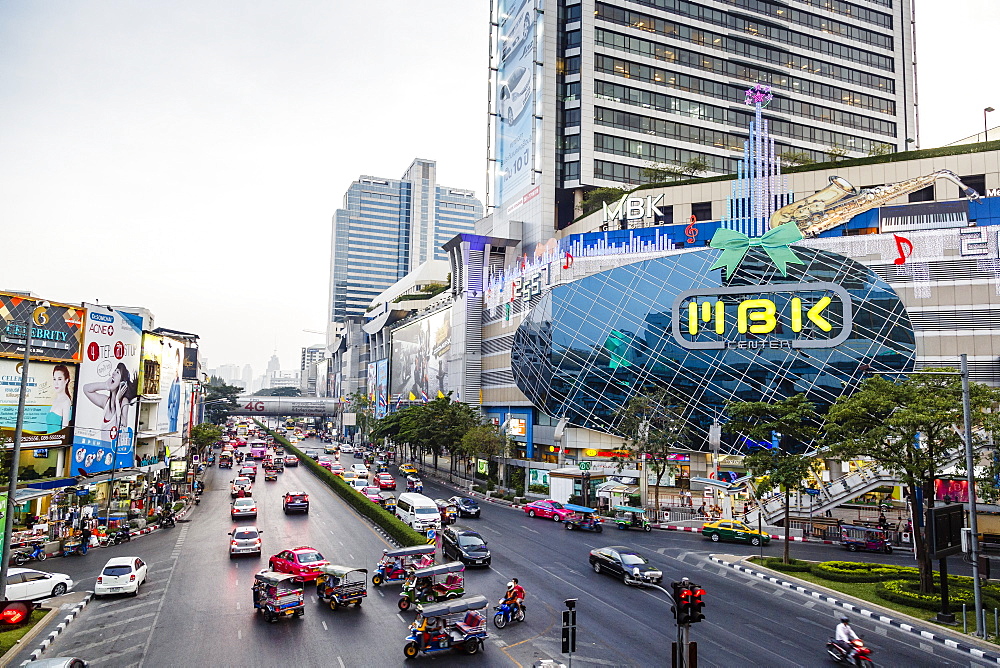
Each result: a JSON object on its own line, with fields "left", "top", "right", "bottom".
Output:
{"left": 3, "top": 568, "right": 73, "bottom": 600}
{"left": 348, "top": 478, "right": 368, "bottom": 492}
{"left": 499, "top": 66, "right": 531, "bottom": 126}
{"left": 231, "top": 477, "right": 253, "bottom": 498}
{"left": 339, "top": 445, "right": 354, "bottom": 453}
{"left": 94, "top": 556, "right": 147, "bottom": 597}
{"left": 351, "top": 464, "right": 370, "bottom": 478}
{"left": 229, "top": 526, "right": 263, "bottom": 558}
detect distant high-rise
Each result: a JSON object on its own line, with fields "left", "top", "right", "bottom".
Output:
{"left": 266, "top": 353, "right": 281, "bottom": 376}
{"left": 241, "top": 364, "right": 253, "bottom": 389}
{"left": 327, "top": 159, "right": 482, "bottom": 328}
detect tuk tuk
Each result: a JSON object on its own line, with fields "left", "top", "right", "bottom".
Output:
{"left": 613, "top": 505, "right": 652, "bottom": 532}
{"left": 403, "top": 595, "right": 489, "bottom": 658}
{"left": 316, "top": 565, "right": 368, "bottom": 610}
{"left": 219, "top": 453, "right": 233, "bottom": 469}
{"left": 372, "top": 545, "right": 436, "bottom": 586}
{"left": 374, "top": 461, "right": 389, "bottom": 474}
{"left": 840, "top": 524, "right": 893, "bottom": 554}
{"left": 379, "top": 492, "right": 397, "bottom": 512}
{"left": 434, "top": 499, "right": 458, "bottom": 525}
{"left": 406, "top": 476, "right": 423, "bottom": 493}
{"left": 252, "top": 570, "right": 305, "bottom": 623}
{"left": 563, "top": 504, "right": 603, "bottom": 532}
{"left": 399, "top": 561, "right": 465, "bottom": 611}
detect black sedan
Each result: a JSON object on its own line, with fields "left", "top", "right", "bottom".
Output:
{"left": 448, "top": 496, "right": 481, "bottom": 518}
{"left": 589, "top": 546, "right": 663, "bottom": 586}
{"left": 442, "top": 526, "right": 491, "bottom": 567}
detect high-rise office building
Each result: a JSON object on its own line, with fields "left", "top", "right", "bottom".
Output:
{"left": 327, "top": 159, "right": 483, "bottom": 328}
{"left": 486, "top": 0, "right": 917, "bottom": 240}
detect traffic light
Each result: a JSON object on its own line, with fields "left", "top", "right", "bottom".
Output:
{"left": 0, "top": 601, "right": 34, "bottom": 627}
{"left": 689, "top": 584, "right": 706, "bottom": 624}
{"left": 671, "top": 580, "right": 693, "bottom": 625}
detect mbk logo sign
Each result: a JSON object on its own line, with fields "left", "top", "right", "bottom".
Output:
{"left": 602, "top": 194, "right": 665, "bottom": 223}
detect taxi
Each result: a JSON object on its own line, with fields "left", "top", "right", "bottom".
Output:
{"left": 398, "top": 463, "right": 418, "bottom": 476}
{"left": 701, "top": 519, "right": 771, "bottom": 547}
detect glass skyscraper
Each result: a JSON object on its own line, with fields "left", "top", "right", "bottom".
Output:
{"left": 327, "top": 159, "right": 483, "bottom": 326}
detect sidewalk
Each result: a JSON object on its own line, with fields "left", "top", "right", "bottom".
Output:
{"left": 711, "top": 553, "right": 1000, "bottom": 665}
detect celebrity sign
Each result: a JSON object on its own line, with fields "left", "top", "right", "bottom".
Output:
{"left": 0, "top": 293, "right": 84, "bottom": 363}
{"left": 0, "top": 359, "right": 76, "bottom": 447}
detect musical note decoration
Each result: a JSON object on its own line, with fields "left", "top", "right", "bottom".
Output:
{"left": 685, "top": 215, "right": 698, "bottom": 244}
{"left": 892, "top": 234, "right": 913, "bottom": 265}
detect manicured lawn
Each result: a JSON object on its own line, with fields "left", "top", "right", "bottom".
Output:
{"left": 749, "top": 558, "right": 996, "bottom": 641}
{"left": 0, "top": 609, "right": 49, "bottom": 655}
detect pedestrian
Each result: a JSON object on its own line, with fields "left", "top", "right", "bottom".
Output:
{"left": 81, "top": 526, "right": 92, "bottom": 555}
{"left": 878, "top": 512, "right": 887, "bottom": 528}
{"left": 697, "top": 502, "right": 706, "bottom": 517}
{"left": 743, "top": 502, "right": 750, "bottom": 517}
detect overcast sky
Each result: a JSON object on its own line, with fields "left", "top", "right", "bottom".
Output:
{"left": 0, "top": 0, "right": 997, "bottom": 379}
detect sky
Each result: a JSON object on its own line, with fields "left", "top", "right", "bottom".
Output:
{"left": 0, "top": 0, "right": 997, "bottom": 378}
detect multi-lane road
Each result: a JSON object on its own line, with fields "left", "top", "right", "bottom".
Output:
{"left": 37, "top": 437, "right": 985, "bottom": 667}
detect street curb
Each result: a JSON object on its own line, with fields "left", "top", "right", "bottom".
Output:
{"left": 0, "top": 607, "right": 57, "bottom": 667}
{"left": 708, "top": 555, "right": 1000, "bottom": 665}
{"left": 18, "top": 594, "right": 93, "bottom": 665}
{"left": 653, "top": 524, "right": 913, "bottom": 552}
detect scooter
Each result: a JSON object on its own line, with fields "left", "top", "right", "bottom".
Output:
{"left": 826, "top": 638, "right": 874, "bottom": 666}
{"left": 108, "top": 527, "right": 131, "bottom": 546}
{"left": 11, "top": 542, "right": 47, "bottom": 566}
{"left": 492, "top": 600, "right": 525, "bottom": 629}
{"left": 160, "top": 514, "right": 176, "bottom": 528}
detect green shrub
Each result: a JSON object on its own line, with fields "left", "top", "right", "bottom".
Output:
{"left": 872, "top": 579, "right": 999, "bottom": 612}
{"left": 256, "top": 422, "right": 425, "bottom": 547}
{"left": 764, "top": 557, "right": 812, "bottom": 572}
{"left": 528, "top": 484, "right": 548, "bottom": 494}
{"left": 810, "top": 561, "right": 919, "bottom": 583}
{"left": 473, "top": 485, "right": 487, "bottom": 494}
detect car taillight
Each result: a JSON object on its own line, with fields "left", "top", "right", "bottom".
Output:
{"left": 129, "top": 574, "right": 136, "bottom": 582}
{"left": 96, "top": 576, "right": 102, "bottom": 584}
{"left": 254, "top": 539, "right": 261, "bottom": 544}
{"left": 231, "top": 541, "right": 239, "bottom": 546}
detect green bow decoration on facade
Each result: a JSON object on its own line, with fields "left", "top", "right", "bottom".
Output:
{"left": 709, "top": 224, "right": 805, "bottom": 277}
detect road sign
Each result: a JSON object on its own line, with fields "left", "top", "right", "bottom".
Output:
{"left": 425, "top": 529, "right": 436, "bottom": 545}
{"left": 579, "top": 461, "right": 592, "bottom": 471}
{"left": 804, "top": 488, "right": 821, "bottom": 496}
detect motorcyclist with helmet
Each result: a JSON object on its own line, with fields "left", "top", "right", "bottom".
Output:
{"left": 500, "top": 579, "right": 525, "bottom": 616}
{"left": 834, "top": 616, "right": 860, "bottom": 661}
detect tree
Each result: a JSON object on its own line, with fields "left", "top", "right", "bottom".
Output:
{"left": 823, "top": 372, "right": 1000, "bottom": 592}
{"left": 190, "top": 423, "right": 222, "bottom": 450}
{"left": 724, "top": 394, "right": 820, "bottom": 564}
{"left": 579, "top": 187, "right": 627, "bottom": 217}
{"left": 348, "top": 390, "right": 375, "bottom": 447}
{"left": 614, "top": 389, "right": 689, "bottom": 511}
{"left": 866, "top": 143, "right": 894, "bottom": 157}
{"left": 204, "top": 379, "right": 241, "bottom": 425}
{"left": 253, "top": 387, "right": 301, "bottom": 396}
{"left": 778, "top": 151, "right": 816, "bottom": 167}
{"left": 640, "top": 162, "right": 685, "bottom": 183}
{"left": 460, "top": 423, "right": 511, "bottom": 481}
{"left": 826, "top": 145, "right": 850, "bottom": 162}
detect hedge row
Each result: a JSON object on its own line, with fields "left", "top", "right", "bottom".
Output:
{"left": 257, "top": 424, "right": 425, "bottom": 547}
{"left": 874, "top": 579, "right": 1000, "bottom": 612}
{"left": 763, "top": 558, "right": 811, "bottom": 573}
{"left": 810, "top": 561, "right": 920, "bottom": 583}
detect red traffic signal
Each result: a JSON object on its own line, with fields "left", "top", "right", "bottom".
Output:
{"left": 689, "top": 586, "right": 706, "bottom": 624}
{"left": 671, "top": 580, "right": 693, "bottom": 625}
{"left": 0, "top": 601, "right": 35, "bottom": 626}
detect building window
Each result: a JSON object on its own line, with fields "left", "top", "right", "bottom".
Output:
{"left": 654, "top": 205, "right": 673, "bottom": 225}
{"left": 959, "top": 175, "right": 986, "bottom": 199}
{"left": 563, "top": 108, "right": 581, "bottom": 127}
{"left": 560, "top": 81, "right": 581, "bottom": 101}
{"left": 691, "top": 202, "right": 712, "bottom": 222}
{"left": 563, "top": 30, "right": 581, "bottom": 49}
{"left": 908, "top": 185, "right": 934, "bottom": 203}
{"left": 563, "top": 161, "right": 580, "bottom": 181}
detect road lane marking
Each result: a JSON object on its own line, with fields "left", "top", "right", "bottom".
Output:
{"left": 483, "top": 527, "right": 502, "bottom": 535}
{"left": 238, "top": 629, "right": 242, "bottom": 640}
{"left": 349, "top": 554, "right": 354, "bottom": 560}
{"left": 397, "top": 613, "right": 406, "bottom": 624}
{"left": 337, "top": 658, "right": 345, "bottom": 668}
{"left": 322, "top": 621, "right": 328, "bottom": 631}
{"left": 525, "top": 527, "right": 539, "bottom": 534}
{"left": 236, "top": 602, "right": 241, "bottom": 610}
{"left": 135, "top": 525, "right": 189, "bottom": 668}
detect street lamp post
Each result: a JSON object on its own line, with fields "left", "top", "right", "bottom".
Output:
{"left": 0, "top": 310, "right": 43, "bottom": 601}
{"left": 985, "top": 108, "right": 995, "bottom": 143}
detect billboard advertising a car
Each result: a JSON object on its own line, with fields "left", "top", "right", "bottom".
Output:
{"left": 0, "top": 293, "right": 85, "bottom": 363}
{"left": 494, "top": 0, "right": 537, "bottom": 207}
{"left": 0, "top": 358, "right": 76, "bottom": 448}
{"left": 390, "top": 310, "right": 451, "bottom": 402}
{"left": 71, "top": 304, "right": 141, "bottom": 474}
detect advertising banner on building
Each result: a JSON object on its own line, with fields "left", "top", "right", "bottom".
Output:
{"left": 390, "top": 310, "right": 451, "bottom": 402}
{"left": 72, "top": 304, "right": 141, "bottom": 474}
{"left": 366, "top": 362, "right": 377, "bottom": 403}
{"left": 139, "top": 333, "right": 162, "bottom": 396}
{"left": 494, "top": 0, "right": 537, "bottom": 207}
{"left": 158, "top": 337, "right": 184, "bottom": 433}
{"left": 0, "top": 359, "right": 76, "bottom": 448}
{"left": 375, "top": 359, "right": 389, "bottom": 419}
{"left": 182, "top": 347, "right": 199, "bottom": 380}
{"left": 0, "top": 293, "right": 85, "bottom": 363}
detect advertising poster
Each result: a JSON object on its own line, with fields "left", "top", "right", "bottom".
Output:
{"left": 0, "top": 359, "right": 76, "bottom": 447}
{"left": 158, "top": 337, "right": 184, "bottom": 433}
{"left": 375, "top": 359, "right": 389, "bottom": 419}
{"left": 0, "top": 292, "right": 85, "bottom": 363}
{"left": 367, "top": 362, "right": 377, "bottom": 403}
{"left": 139, "top": 333, "right": 162, "bottom": 396}
{"left": 494, "top": 0, "right": 537, "bottom": 207}
{"left": 72, "top": 304, "right": 141, "bottom": 474}
{"left": 182, "top": 347, "right": 199, "bottom": 380}
{"left": 390, "top": 310, "right": 451, "bottom": 401}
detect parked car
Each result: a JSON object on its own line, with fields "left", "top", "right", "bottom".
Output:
{"left": 94, "top": 556, "right": 147, "bottom": 597}
{"left": 701, "top": 519, "right": 771, "bottom": 547}
{"left": 375, "top": 473, "right": 397, "bottom": 490}
{"left": 268, "top": 546, "right": 328, "bottom": 582}
{"left": 284, "top": 455, "right": 299, "bottom": 467}
{"left": 2, "top": 568, "right": 72, "bottom": 600}
{"left": 231, "top": 497, "right": 258, "bottom": 518}
{"left": 589, "top": 546, "right": 663, "bottom": 586}
{"left": 442, "top": 526, "right": 491, "bottom": 567}
{"left": 448, "top": 496, "right": 480, "bottom": 518}
{"left": 283, "top": 492, "right": 309, "bottom": 514}
{"left": 523, "top": 499, "right": 573, "bottom": 521}
{"left": 230, "top": 477, "right": 253, "bottom": 497}
{"left": 229, "top": 526, "right": 263, "bottom": 558}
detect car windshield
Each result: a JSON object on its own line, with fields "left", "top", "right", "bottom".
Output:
{"left": 458, "top": 534, "right": 485, "bottom": 548}
{"left": 297, "top": 551, "right": 323, "bottom": 564}
{"left": 620, "top": 553, "right": 648, "bottom": 566}
{"left": 103, "top": 565, "right": 132, "bottom": 576}
{"left": 415, "top": 507, "right": 438, "bottom": 515}
{"left": 235, "top": 499, "right": 254, "bottom": 507}
{"left": 234, "top": 530, "right": 258, "bottom": 540}
{"left": 549, "top": 502, "right": 564, "bottom": 509}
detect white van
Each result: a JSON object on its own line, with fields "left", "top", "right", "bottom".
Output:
{"left": 395, "top": 493, "right": 441, "bottom": 532}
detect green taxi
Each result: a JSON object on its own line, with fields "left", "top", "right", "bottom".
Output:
{"left": 701, "top": 519, "right": 771, "bottom": 546}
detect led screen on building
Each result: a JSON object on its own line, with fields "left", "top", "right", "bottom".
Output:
{"left": 494, "top": 0, "right": 537, "bottom": 207}
{"left": 390, "top": 310, "right": 451, "bottom": 402}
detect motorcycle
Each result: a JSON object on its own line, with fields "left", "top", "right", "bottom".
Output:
{"left": 11, "top": 542, "right": 47, "bottom": 566}
{"left": 826, "top": 638, "right": 874, "bottom": 666}
{"left": 108, "top": 527, "right": 131, "bottom": 545}
{"left": 160, "top": 514, "right": 176, "bottom": 528}
{"left": 492, "top": 600, "right": 525, "bottom": 629}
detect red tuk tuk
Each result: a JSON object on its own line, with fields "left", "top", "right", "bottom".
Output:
{"left": 840, "top": 524, "right": 892, "bottom": 554}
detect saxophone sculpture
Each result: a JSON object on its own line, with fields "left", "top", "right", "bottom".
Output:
{"left": 769, "top": 169, "right": 982, "bottom": 237}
